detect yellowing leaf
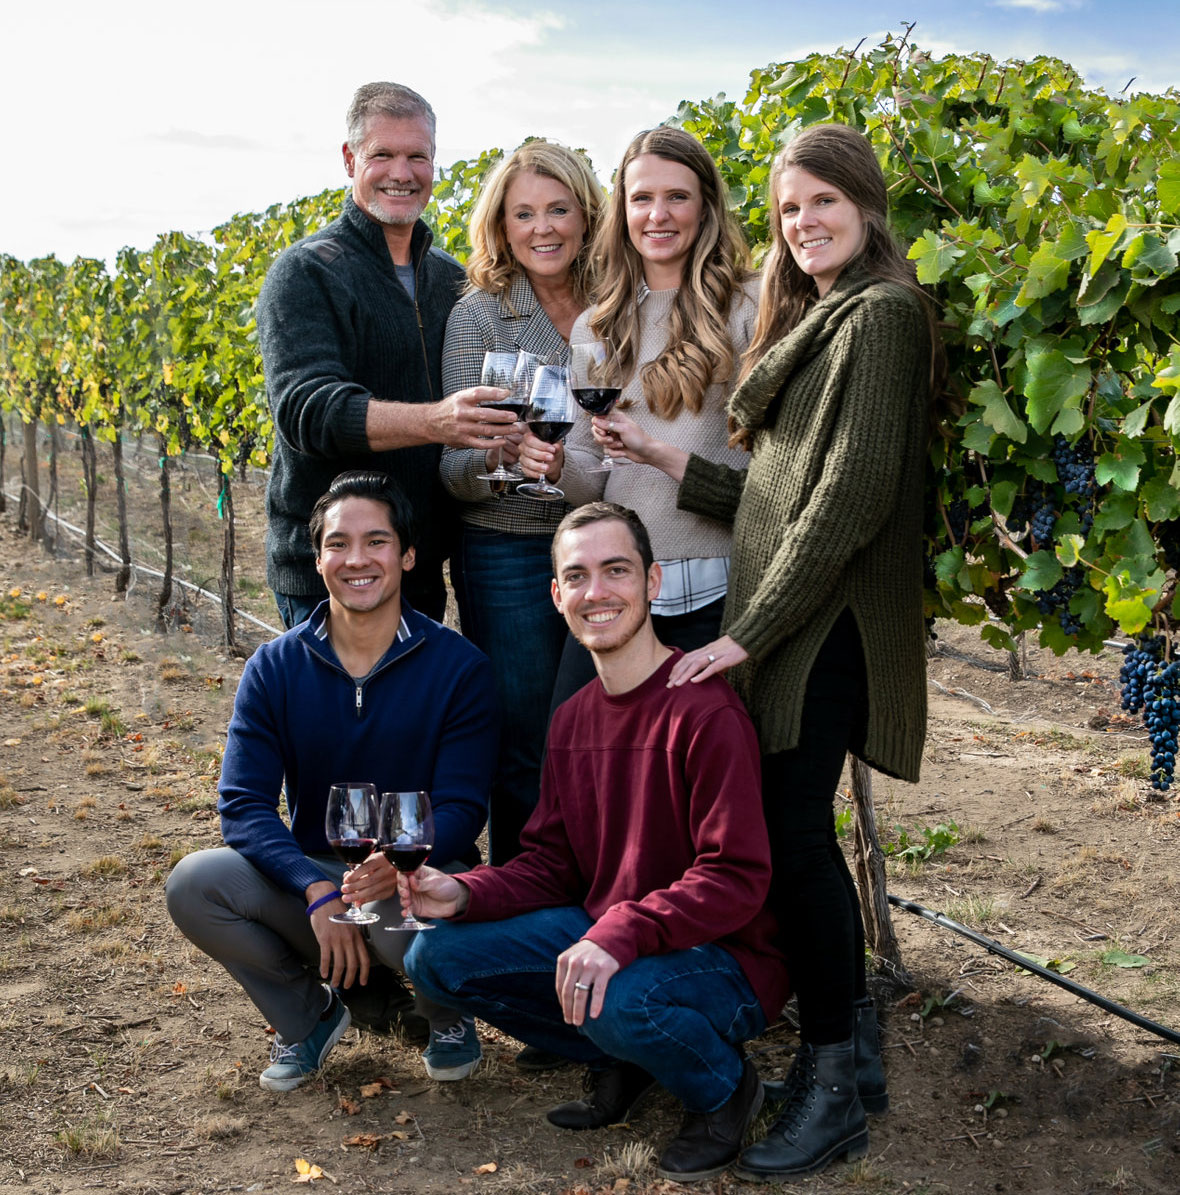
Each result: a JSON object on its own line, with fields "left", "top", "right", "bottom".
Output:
{"left": 359, "top": 1082, "right": 385, "bottom": 1098}
{"left": 474, "top": 1162, "right": 498, "bottom": 1174}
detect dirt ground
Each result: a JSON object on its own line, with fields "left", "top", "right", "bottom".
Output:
{"left": 1, "top": 436, "right": 1178, "bottom": 1195}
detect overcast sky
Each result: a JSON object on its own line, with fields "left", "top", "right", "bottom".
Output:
{"left": 4, "top": 0, "right": 1177, "bottom": 265}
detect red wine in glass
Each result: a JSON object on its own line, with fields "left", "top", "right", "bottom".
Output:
{"left": 324, "top": 782, "right": 380, "bottom": 925}
{"left": 383, "top": 843, "right": 432, "bottom": 872}
{"left": 569, "top": 341, "right": 626, "bottom": 472}
{"left": 379, "top": 790, "right": 436, "bottom": 932}
{"left": 527, "top": 418, "right": 573, "bottom": 444}
{"left": 572, "top": 387, "right": 621, "bottom": 416}
{"left": 330, "top": 837, "right": 378, "bottom": 867}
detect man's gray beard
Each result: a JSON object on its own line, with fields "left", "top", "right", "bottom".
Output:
{"left": 363, "top": 197, "right": 425, "bottom": 227}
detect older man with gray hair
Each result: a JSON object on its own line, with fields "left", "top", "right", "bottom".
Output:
{"left": 258, "top": 82, "right": 516, "bottom": 629}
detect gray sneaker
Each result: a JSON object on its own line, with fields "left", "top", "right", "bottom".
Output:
{"left": 422, "top": 1016, "right": 481, "bottom": 1080}
{"left": 260, "top": 988, "right": 351, "bottom": 1092}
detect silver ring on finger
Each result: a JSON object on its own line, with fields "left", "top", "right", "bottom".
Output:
{"left": 574, "top": 981, "right": 591, "bottom": 991}
{"left": 708, "top": 654, "right": 716, "bottom": 663}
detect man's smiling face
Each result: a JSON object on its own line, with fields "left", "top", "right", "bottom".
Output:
{"left": 315, "top": 496, "right": 415, "bottom": 617}
{"left": 551, "top": 517, "right": 660, "bottom": 657}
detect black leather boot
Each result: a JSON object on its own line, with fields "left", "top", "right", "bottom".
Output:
{"left": 852, "top": 997, "right": 888, "bottom": 1114}
{"left": 546, "top": 1060, "right": 657, "bottom": 1130}
{"left": 657, "top": 1057, "right": 764, "bottom": 1182}
{"left": 735, "top": 1040, "right": 868, "bottom": 1180}
{"left": 763, "top": 997, "right": 888, "bottom": 1115}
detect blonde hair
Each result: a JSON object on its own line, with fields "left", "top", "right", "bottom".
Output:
{"left": 465, "top": 140, "right": 603, "bottom": 311}
{"left": 588, "top": 127, "right": 751, "bottom": 420}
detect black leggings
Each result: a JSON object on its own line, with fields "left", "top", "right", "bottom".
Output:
{"left": 761, "top": 609, "right": 869, "bottom": 1046}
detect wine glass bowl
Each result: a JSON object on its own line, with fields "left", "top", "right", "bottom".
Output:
{"left": 379, "top": 790, "right": 436, "bottom": 932}
{"left": 517, "top": 364, "right": 575, "bottom": 502}
{"left": 324, "top": 782, "right": 381, "bottom": 926}
{"left": 477, "top": 351, "right": 534, "bottom": 485}
{"left": 569, "top": 341, "right": 625, "bottom": 473}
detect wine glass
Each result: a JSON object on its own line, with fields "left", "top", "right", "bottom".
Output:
{"left": 569, "top": 341, "right": 625, "bottom": 473}
{"left": 324, "top": 782, "right": 380, "bottom": 926}
{"left": 517, "top": 363, "right": 575, "bottom": 502}
{"left": 477, "top": 351, "right": 533, "bottom": 487}
{"left": 379, "top": 790, "right": 436, "bottom": 932}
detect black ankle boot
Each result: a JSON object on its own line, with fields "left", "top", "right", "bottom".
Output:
{"left": 546, "top": 1060, "right": 656, "bottom": 1130}
{"left": 735, "top": 1040, "right": 868, "bottom": 1180}
{"left": 852, "top": 997, "right": 888, "bottom": 1114}
{"left": 763, "top": 997, "right": 888, "bottom": 1116}
{"left": 657, "top": 1057, "right": 763, "bottom": 1182}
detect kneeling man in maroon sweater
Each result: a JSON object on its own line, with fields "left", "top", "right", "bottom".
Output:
{"left": 403, "top": 501, "right": 788, "bottom": 1183}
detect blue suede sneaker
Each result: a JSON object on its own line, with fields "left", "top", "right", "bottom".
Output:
{"left": 422, "top": 1016, "right": 481, "bottom": 1080}
{"left": 260, "top": 988, "right": 351, "bottom": 1092}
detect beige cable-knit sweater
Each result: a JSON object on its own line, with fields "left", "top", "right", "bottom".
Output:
{"left": 678, "top": 269, "right": 931, "bottom": 780}
{"left": 560, "top": 279, "right": 759, "bottom": 561}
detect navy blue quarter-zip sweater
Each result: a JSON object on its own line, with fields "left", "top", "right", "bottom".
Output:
{"left": 217, "top": 601, "right": 496, "bottom": 898}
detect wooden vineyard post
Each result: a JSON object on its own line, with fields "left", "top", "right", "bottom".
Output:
{"left": 850, "top": 756, "right": 911, "bottom": 987}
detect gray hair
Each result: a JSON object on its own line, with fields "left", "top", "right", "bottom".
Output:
{"left": 346, "top": 82, "right": 436, "bottom": 151}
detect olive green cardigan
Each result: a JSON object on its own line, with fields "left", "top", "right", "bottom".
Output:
{"left": 677, "top": 269, "right": 930, "bottom": 781}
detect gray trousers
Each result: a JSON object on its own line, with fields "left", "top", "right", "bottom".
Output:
{"left": 166, "top": 847, "right": 458, "bottom": 1042}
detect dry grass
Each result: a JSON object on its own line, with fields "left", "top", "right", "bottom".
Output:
{"left": 82, "top": 855, "right": 128, "bottom": 878}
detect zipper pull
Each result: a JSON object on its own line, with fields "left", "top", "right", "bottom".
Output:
{"left": 355, "top": 685, "right": 363, "bottom": 716}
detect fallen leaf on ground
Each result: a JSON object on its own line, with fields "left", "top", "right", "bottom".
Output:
{"left": 359, "top": 1082, "right": 386, "bottom": 1098}
{"left": 171, "top": 981, "right": 187, "bottom": 995}
{"left": 338, "top": 1096, "right": 361, "bottom": 1115}
{"left": 474, "top": 1162, "right": 498, "bottom": 1174}
{"left": 341, "top": 1133, "right": 382, "bottom": 1149}
{"left": 574, "top": 1156, "right": 594, "bottom": 1168}
{"left": 393, "top": 1110, "right": 414, "bottom": 1125}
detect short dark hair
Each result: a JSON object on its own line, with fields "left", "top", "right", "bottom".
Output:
{"left": 309, "top": 471, "right": 417, "bottom": 554}
{"left": 551, "top": 502, "right": 654, "bottom": 576}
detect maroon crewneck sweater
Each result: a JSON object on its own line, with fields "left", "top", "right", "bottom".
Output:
{"left": 458, "top": 651, "right": 790, "bottom": 1021}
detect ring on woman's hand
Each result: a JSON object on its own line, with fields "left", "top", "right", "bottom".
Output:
{"left": 608, "top": 421, "right": 615, "bottom": 431}
{"left": 707, "top": 653, "right": 716, "bottom": 663}
{"left": 574, "top": 981, "right": 591, "bottom": 991}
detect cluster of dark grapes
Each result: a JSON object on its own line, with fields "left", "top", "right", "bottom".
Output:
{"left": 1120, "top": 636, "right": 1180, "bottom": 791}
{"left": 1035, "top": 566, "right": 1085, "bottom": 636}
{"left": 1051, "top": 435, "right": 1096, "bottom": 535}
{"left": 1008, "top": 483, "right": 1056, "bottom": 548}
{"left": 946, "top": 498, "right": 990, "bottom": 545}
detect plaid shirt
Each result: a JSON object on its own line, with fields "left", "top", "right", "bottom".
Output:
{"left": 652, "top": 556, "right": 730, "bottom": 617}
{"left": 440, "top": 274, "right": 573, "bottom": 535}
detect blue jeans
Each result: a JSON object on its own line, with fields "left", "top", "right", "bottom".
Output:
{"left": 453, "top": 528, "right": 566, "bottom": 864}
{"left": 405, "top": 907, "right": 765, "bottom": 1112}
{"left": 273, "top": 591, "right": 321, "bottom": 631}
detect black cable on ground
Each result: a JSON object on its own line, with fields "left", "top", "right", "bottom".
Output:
{"left": 888, "top": 893, "right": 1180, "bottom": 1047}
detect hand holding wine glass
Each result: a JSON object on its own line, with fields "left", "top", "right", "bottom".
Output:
{"left": 324, "top": 782, "right": 381, "bottom": 926}
{"left": 570, "top": 340, "right": 625, "bottom": 473}
{"left": 379, "top": 790, "right": 436, "bottom": 931}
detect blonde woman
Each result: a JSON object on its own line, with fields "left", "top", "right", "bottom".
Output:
{"left": 440, "top": 141, "right": 602, "bottom": 869}
{"left": 538, "top": 126, "right": 759, "bottom": 706}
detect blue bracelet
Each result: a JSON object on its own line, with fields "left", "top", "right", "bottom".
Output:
{"left": 305, "top": 890, "right": 344, "bottom": 917}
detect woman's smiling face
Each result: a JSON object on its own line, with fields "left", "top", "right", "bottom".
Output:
{"left": 776, "top": 165, "right": 866, "bottom": 297}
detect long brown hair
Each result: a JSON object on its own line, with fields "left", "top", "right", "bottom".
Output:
{"left": 589, "top": 127, "right": 751, "bottom": 420}
{"left": 742, "top": 123, "right": 950, "bottom": 432}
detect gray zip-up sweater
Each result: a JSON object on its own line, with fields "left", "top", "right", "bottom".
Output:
{"left": 258, "top": 196, "right": 464, "bottom": 596}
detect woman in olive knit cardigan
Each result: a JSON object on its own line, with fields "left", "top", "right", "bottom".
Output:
{"left": 596, "top": 124, "right": 946, "bottom": 1182}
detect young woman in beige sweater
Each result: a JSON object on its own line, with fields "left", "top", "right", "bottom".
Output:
{"left": 531, "top": 126, "right": 759, "bottom": 707}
